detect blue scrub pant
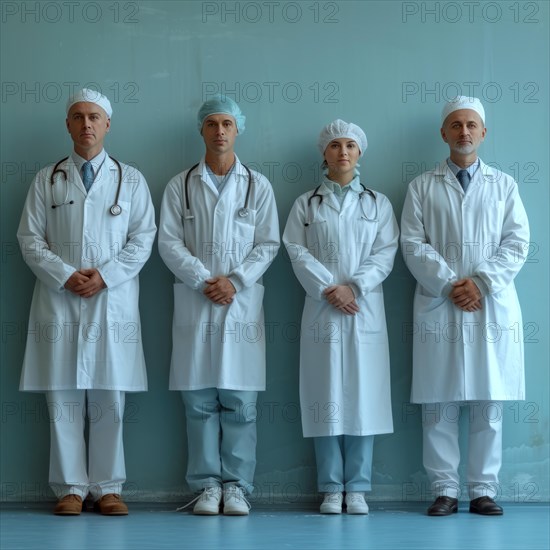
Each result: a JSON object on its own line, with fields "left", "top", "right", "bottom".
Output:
{"left": 313, "top": 435, "right": 374, "bottom": 493}
{"left": 181, "top": 388, "right": 258, "bottom": 494}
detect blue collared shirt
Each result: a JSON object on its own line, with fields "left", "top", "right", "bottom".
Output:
{"left": 323, "top": 175, "right": 362, "bottom": 206}
{"left": 446, "top": 157, "right": 480, "bottom": 179}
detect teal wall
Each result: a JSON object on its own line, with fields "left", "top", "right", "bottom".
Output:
{"left": 1, "top": 0, "right": 548, "bottom": 503}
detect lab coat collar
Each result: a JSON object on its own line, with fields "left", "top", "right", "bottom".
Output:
{"left": 197, "top": 155, "right": 247, "bottom": 196}
{"left": 322, "top": 175, "right": 362, "bottom": 195}
{"left": 437, "top": 159, "right": 472, "bottom": 195}
{"left": 321, "top": 175, "right": 362, "bottom": 211}
{"left": 71, "top": 149, "right": 107, "bottom": 174}
{"left": 437, "top": 157, "right": 492, "bottom": 194}
{"left": 70, "top": 149, "right": 110, "bottom": 195}
{"left": 315, "top": 179, "right": 341, "bottom": 211}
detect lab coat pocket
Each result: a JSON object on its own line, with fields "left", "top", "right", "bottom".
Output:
{"left": 480, "top": 199, "right": 504, "bottom": 241}
{"left": 355, "top": 217, "right": 377, "bottom": 247}
{"left": 356, "top": 291, "right": 387, "bottom": 343}
{"left": 105, "top": 200, "right": 131, "bottom": 235}
{"left": 225, "top": 283, "right": 264, "bottom": 326}
{"left": 234, "top": 210, "right": 256, "bottom": 239}
{"left": 413, "top": 292, "right": 448, "bottom": 333}
{"left": 106, "top": 279, "right": 139, "bottom": 322}
{"left": 233, "top": 210, "right": 257, "bottom": 261}
{"left": 305, "top": 220, "right": 329, "bottom": 261}
{"left": 173, "top": 283, "right": 209, "bottom": 330}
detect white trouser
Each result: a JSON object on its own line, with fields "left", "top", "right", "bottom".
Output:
{"left": 46, "top": 390, "right": 126, "bottom": 501}
{"left": 313, "top": 435, "right": 374, "bottom": 493}
{"left": 422, "top": 401, "right": 503, "bottom": 500}
{"left": 181, "top": 388, "right": 258, "bottom": 494}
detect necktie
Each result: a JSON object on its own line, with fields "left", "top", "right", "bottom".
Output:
{"left": 457, "top": 169, "right": 470, "bottom": 192}
{"left": 82, "top": 161, "right": 94, "bottom": 192}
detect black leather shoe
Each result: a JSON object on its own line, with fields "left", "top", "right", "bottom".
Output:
{"left": 427, "top": 496, "right": 458, "bottom": 516}
{"left": 469, "top": 496, "right": 503, "bottom": 516}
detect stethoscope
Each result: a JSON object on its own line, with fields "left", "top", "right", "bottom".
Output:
{"left": 183, "top": 162, "right": 253, "bottom": 221}
{"left": 304, "top": 183, "right": 378, "bottom": 226}
{"left": 50, "top": 156, "right": 123, "bottom": 215}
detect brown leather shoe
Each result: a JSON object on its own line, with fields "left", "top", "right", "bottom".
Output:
{"left": 54, "top": 494, "right": 83, "bottom": 515}
{"left": 469, "top": 496, "right": 503, "bottom": 516}
{"left": 427, "top": 496, "right": 458, "bottom": 516}
{"left": 94, "top": 494, "right": 129, "bottom": 516}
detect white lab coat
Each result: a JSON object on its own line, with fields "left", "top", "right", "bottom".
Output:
{"left": 17, "top": 154, "right": 156, "bottom": 391}
{"left": 283, "top": 178, "right": 398, "bottom": 437}
{"left": 400, "top": 160, "right": 530, "bottom": 403}
{"left": 158, "top": 156, "right": 280, "bottom": 391}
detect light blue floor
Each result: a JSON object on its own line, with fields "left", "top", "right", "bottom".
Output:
{"left": 1, "top": 502, "right": 548, "bottom": 550}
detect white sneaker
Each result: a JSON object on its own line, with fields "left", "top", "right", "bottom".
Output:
{"left": 345, "top": 492, "right": 369, "bottom": 514}
{"left": 320, "top": 492, "right": 343, "bottom": 514}
{"left": 223, "top": 484, "right": 251, "bottom": 516}
{"left": 192, "top": 486, "right": 222, "bottom": 515}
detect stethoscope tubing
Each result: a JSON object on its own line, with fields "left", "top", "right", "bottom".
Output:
{"left": 50, "top": 156, "right": 123, "bottom": 215}
{"left": 184, "top": 162, "right": 253, "bottom": 219}
{"left": 305, "top": 182, "right": 377, "bottom": 226}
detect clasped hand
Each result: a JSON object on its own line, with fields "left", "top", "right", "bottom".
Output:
{"left": 449, "top": 278, "right": 482, "bottom": 312}
{"left": 324, "top": 285, "right": 360, "bottom": 316}
{"left": 64, "top": 269, "right": 107, "bottom": 298}
{"left": 203, "top": 276, "right": 236, "bottom": 305}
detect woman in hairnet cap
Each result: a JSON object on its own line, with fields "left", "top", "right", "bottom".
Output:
{"left": 283, "top": 120, "right": 398, "bottom": 514}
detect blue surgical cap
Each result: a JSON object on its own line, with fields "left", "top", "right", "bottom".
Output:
{"left": 197, "top": 95, "right": 246, "bottom": 134}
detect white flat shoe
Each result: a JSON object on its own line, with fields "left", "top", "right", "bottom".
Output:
{"left": 223, "top": 484, "right": 251, "bottom": 516}
{"left": 345, "top": 492, "right": 369, "bottom": 514}
{"left": 176, "top": 486, "right": 222, "bottom": 515}
{"left": 320, "top": 492, "right": 343, "bottom": 514}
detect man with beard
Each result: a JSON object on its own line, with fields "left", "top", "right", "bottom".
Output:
{"left": 400, "top": 96, "right": 530, "bottom": 516}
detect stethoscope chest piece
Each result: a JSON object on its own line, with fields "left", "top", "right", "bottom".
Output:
{"left": 238, "top": 207, "right": 249, "bottom": 218}
{"left": 110, "top": 204, "right": 122, "bottom": 216}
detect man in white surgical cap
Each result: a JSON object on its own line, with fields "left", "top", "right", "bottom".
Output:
{"left": 400, "top": 96, "right": 530, "bottom": 516}
{"left": 17, "top": 88, "right": 156, "bottom": 515}
{"left": 158, "top": 95, "right": 280, "bottom": 515}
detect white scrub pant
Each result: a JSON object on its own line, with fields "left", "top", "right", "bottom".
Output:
{"left": 181, "top": 388, "right": 258, "bottom": 494}
{"left": 313, "top": 435, "right": 374, "bottom": 493}
{"left": 422, "top": 401, "right": 503, "bottom": 500}
{"left": 46, "top": 390, "right": 126, "bottom": 501}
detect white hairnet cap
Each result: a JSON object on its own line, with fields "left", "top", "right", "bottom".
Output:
{"left": 441, "top": 96, "right": 485, "bottom": 125}
{"left": 318, "top": 119, "right": 368, "bottom": 156}
{"left": 66, "top": 88, "right": 113, "bottom": 118}
{"left": 197, "top": 94, "right": 246, "bottom": 134}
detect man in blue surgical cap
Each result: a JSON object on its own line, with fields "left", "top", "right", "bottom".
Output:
{"left": 158, "top": 95, "right": 280, "bottom": 515}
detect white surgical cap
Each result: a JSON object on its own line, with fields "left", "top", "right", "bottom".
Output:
{"left": 441, "top": 96, "right": 485, "bottom": 126}
{"left": 197, "top": 95, "right": 246, "bottom": 134}
{"left": 66, "top": 88, "right": 113, "bottom": 118}
{"left": 318, "top": 119, "right": 368, "bottom": 156}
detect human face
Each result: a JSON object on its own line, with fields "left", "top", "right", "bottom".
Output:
{"left": 201, "top": 114, "right": 238, "bottom": 157}
{"left": 66, "top": 102, "right": 110, "bottom": 159}
{"left": 323, "top": 138, "right": 360, "bottom": 184}
{"left": 441, "top": 109, "right": 486, "bottom": 161}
